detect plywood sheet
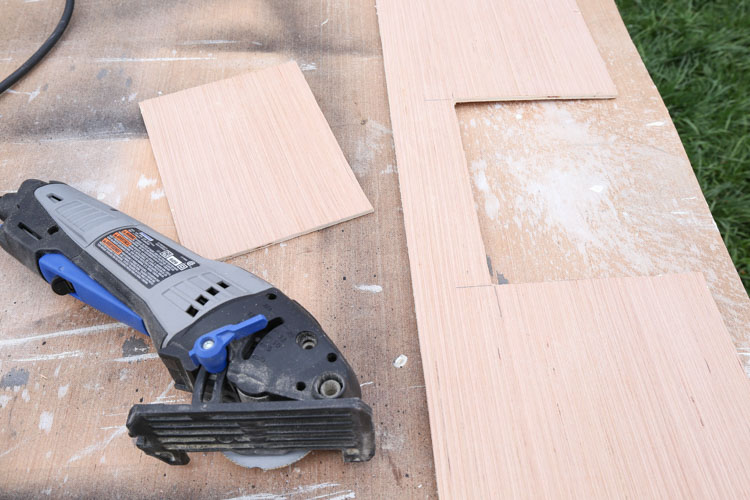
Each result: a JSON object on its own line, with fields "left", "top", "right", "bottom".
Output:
{"left": 376, "top": 3, "right": 618, "bottom": 492}
{"left": 431, "top": 273, "right": 750, "bottom": 498}
{"left": 0, "top": 2, "right": 436, "bottom": 496}
{"left": 376, "top": 0, "right": 616, "bottom": 102}
{"left": 140, "top": 61, "right": 373, "bottom": 260}
{"left": 376, "top": 0, "right": 750, "bottom": 497}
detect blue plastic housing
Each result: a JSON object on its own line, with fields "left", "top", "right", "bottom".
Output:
{"left": 38, "top": 253, "right": 148, "bottom": 335}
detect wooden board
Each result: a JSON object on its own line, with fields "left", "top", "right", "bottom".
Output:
{"left": 457, "top": 0, "right": 750, "bottom": 360}
{"left": 375, "top": 0, "right": 750, "bottom": 497}
{"left": 2, "top": 0, "right": 750, "bottom": 497}
{"left": 376, "top": 0, "right": 616, "bottom": 102}
{"left": 375, "top": 1, "right": 619, "bottom": 494}
{"left": 434, "top": 273, "right": 750, "bottom": 498}
{"left": 0, "top": 1, "right": 437, "bottom": 497}
{"left": 140, "top": 61, "right": 373, "bottom": 260}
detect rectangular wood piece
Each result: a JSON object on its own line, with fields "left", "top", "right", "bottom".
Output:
{"left": 435, "top": 274, "right": 750, "bottom": 498}
{"left": 140, "top": 61, "right": 373, "bottom": 260}
{"left": 377, "top": 0, "right": 616, "bottom": 102}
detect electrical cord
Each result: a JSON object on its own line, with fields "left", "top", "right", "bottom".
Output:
{"left": 0, "top": 0, "right": 74, "bottom": 95}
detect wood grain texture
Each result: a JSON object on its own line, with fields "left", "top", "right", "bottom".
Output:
{"left": 433, "top": 273, "right": 750, "bottom": 499}
{"left": 140, "top": 61, "right": 373, "bottom": 260}
{"left": 376, "top": 0, "right": 616, "bottom": 102}
{"left": 0, "top": 2, "right": 436, "bottom": 497}
{"left": 376, "top": 0, "right": 750, "bottom": 497}
{"left": 376, "top": 2, "right": 619, "bottom": 494}
{"left": 2, "top": 0, "right": 749, "bottom": 497}
{"left": 458, "top": 0, "right": 750, "bottom": 365}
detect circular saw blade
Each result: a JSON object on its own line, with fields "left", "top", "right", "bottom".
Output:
{"left": 222, "top": 450, "right": 310, "bottom": 470}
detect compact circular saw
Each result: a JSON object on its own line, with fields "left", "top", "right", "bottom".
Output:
{"left": 0, "top": 179, "right": 375, "bottom": 469}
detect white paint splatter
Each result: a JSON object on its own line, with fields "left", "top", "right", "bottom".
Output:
{"left": 39, "top": 411, "right": 54, "bottom": 433}
{"left": 224, "top": 482, "right": 346, "bottom": 500}
{"left": 252, "top": 41, "right": 263, "bottom": 46}
{"left": 368, "top": 120, "right": 392, "bottom": 135}
{"left": 589, "top": 184, "right": 605, "bottom": 193}
{"left": 178, "top": 40, "right": 238, "bottom": 45}
{"left": 0, "top": 444, "right": 19, "bottom": 459}
{"left": 150, "top": 188, "right": 165, "bottom": 200}
{"left": 393, "top": 354, "right": 408, "bottom": 368}
{"left": 95, "top": 57, "right": 215, "bottom": 62}
{"left": 320, "top": 18, "right": 329, "bottom": 26}
{"left": 152, "top": 381, "right": 181, "bottom": 404}
{"left": 645, "top": 121, "right": 665, "bottom": 127}
{"left": 137, "top": 175, "right": 157, "bottom": 189}
{"left": 359, "top": 381, "right": 374, "bottom": 387}
{"left": 378, "top": 428, "right": 405, "bottom": 451}
{"left": 67, "top": 426, "right": 126, "bottom": 463}
{"left": 326, "top": 493, "right": 356, "bottom": 500}
{"left": 21, "top": 389, "right": 30, "bottom": 402}
{"left": 58, "top": 385, "right": 69, "bottom": 398}
{"left": 469, "top": 118, "right": 477, "bottom": 128}
{"left": 6, "top": 85, "right": 41, "bottom": 102}
{"left": 0, "top": 395, "right": 10, "bottom": 408}
{"left": 113, "top": 352, "right": 159, "bottom": 362}
{"left": 128, "top": 92, "right": 138, "bottom": 102}
{"left": 380, "top": 164, "right": 397, "bottom": 175}
{"left": 470, "top": 159, "right": 500, "bottom": 221}
{"left": 355, "top": 284, "right": 382, "bottom": 293}
{"left": 351, "top": 119, "right": 391, "bottom": 175}
{"left": 14, "top": 351, "right": 84, "bottom": 362}
{"left": 515, "top": 113, "right": 523, "bottom": 120}
{"left": 299, "top": 62, "right": 317, "bottom": 71}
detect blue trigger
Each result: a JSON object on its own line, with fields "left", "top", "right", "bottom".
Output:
{"left": 38, "top": 254, "right": 148, "bottom": 336}
{"left": 189, "top": 315, "right": 268, "bottom": 374}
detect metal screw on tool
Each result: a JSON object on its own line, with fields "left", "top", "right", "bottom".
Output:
{"left": 202, "top": 339, "right": 215, "bottom": 350}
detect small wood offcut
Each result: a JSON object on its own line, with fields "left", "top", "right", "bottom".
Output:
{"left": 140, "top": 61, "right": 373, "bottom": 260}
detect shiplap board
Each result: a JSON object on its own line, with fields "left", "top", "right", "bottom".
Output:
{"left": 432, "top": 274, "right": 750, "bottom": 498}
{"left": 140, "top": 61, "right": 373, "bottom": 260}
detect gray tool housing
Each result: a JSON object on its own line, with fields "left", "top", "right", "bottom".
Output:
{"left": 34, "top": 183, "right": 272, "bottom": 349}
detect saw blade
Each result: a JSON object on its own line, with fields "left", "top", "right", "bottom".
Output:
{"left": 222, "top": 450, "right": 310, "bottom": 470}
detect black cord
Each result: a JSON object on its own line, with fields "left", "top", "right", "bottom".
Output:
{"left": 0, "top": 0, "right": 74, "bottom": 95}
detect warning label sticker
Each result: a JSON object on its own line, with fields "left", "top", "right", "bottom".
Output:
{"left": 96, "top": 228, "right": 199, "bottom": 288}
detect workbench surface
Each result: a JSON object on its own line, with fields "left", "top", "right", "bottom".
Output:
{"left": 1, "top": 0, "right": 747, "bottom": 498}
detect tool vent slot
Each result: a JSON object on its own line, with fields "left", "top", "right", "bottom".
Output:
{"left": 186, "top": 305, "right": 199, "bottom": 317}
{"left": 18, "top": 222, "right": 41, "bottom": 240}
{"left": 206, "top": 286, "right": 219, "bottom": 296}
{"left": 47, "top": 194, "right": 62, "bottom": 203}
{"left": 217, "top": 281, "right": 230, "bottom": 289}
{"left": 195, "top": 295, "right": 208, "bottom": 306}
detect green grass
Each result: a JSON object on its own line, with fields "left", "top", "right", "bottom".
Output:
{"left": 616, "top": 0, "right": 750, "bottom": 292}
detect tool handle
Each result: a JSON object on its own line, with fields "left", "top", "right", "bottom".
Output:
{"left": 0, "top": 180, "right": 273, "bottom": 349}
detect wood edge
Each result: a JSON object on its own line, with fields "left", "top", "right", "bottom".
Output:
{"left": 204, "top": 207, "right": 376, "bottom": 261}
{"left": 138, "top": 60, "right": 300, "bottom": 106}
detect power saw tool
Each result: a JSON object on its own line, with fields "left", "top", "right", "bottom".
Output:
{"left": 0, "top": 179, "right": 375, "bottom": 469}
